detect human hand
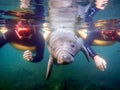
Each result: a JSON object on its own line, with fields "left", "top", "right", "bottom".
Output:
{"left": 94, "top": 55, "right": 107, "bottom": 71}
{"left": 23, "top": 50, "right": 33, "bottom": 61}
{"left": 95, "top": 0, "right": 108, "bottom": 10}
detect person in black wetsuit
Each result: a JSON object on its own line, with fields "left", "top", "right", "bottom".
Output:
{"left": 77, "top": 0, "right": 108, "bottom": 71}
{"left": 0, "top": 0, "right": 45, "bottom": 62}
{"left": 0, "top": 19, "right": 45, "bottom": 62}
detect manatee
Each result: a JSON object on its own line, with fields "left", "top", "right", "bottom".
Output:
{"left": 46, "top": 0, "right": 90, "bottom": 81}
{"left": 46, "top": 30, "right": 90, "bottom": 80}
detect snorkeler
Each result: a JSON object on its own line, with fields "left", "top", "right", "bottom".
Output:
{"left": 0, "top": 19, "right": 45, "bottom": 62}
{"left": 0, "top": 0, "right": 45, "bottom": 62}
{"left": 77, "top": 0, "right": 108, "bottom": 71}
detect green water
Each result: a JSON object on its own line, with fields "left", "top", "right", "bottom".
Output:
{"left": 1, "top": 43, "right": 120, "bottom": 90}
{"left": 0, "top": 0, "right": 120, "bottom": 90}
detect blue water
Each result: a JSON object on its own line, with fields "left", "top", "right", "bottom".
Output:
{"left": 0, "top": 0, "right": 120, "bottom": 90}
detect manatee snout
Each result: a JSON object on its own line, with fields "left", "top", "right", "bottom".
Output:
{"left": 57, "top": 50, "right": 74, "bottom": 64}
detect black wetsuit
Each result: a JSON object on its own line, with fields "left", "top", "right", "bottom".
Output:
{"left": 0, "top": 29, "right": 45, "bottom": 62}
{"left": 84, "top": 2, "right": 120, "bottom": 58}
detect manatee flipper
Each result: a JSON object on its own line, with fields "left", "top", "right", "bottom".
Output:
{"left": 46, "top": 55, "right": 54, "bottom": 81}
{"left": 81, "top": 45, "right": 90, "bottom": 62}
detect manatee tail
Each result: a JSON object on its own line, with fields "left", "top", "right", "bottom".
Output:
{"left": 81, "top": 45, "right": 90, "bottom": 62}
{"left": 46, "top": 55, "right": 54, "bottom": 81}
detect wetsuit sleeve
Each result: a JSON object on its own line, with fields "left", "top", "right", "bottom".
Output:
{"left": 84, "top": 3, "right": 99, "bottom": 31}
{"left": 0, "top": 30, "right": 13, "bottom": 48}
{"left": 0, "top": 34, "right": 8, "bottom": 48}
{"left": 85, "top": 3, "right": 99, "bottom": 23}
{"left": 83, "top": 2, "right": 101, "bottom": 58}
{"left": 84, "top": 31, "right": 101, "bottom": 59}
{"left": 86, "top": 46, "right": 97, "bottom": 59}
{"left": 31, "top": 32, "right": 45, "bottom": 62}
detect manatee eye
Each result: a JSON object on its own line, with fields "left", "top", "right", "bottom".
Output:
{"left": 52, "top": 47, "right": 56, "bottom": 51}
{"left": 71, "top": 44, "right": 75, "bottom": 48}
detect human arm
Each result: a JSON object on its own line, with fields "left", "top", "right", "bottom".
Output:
{"left": 83, "top": 0, "right": 108, "bottom": 70}
{"left": 86, "top": 46, "right": 107, "bottom": 71}
{"left": 84, "top": 31, "right": 107, "bottom": 71}
{"left": 0, "top": 30, "right": 15, "bottom": 48}
{"left": 84, "top": 0, "right": 108, "bottom": 30}
{"left": 0, "top": 34, "right": 8, "bottom": 48}
{"left": 23, "top": 32, "right": 45, "bottom": 62}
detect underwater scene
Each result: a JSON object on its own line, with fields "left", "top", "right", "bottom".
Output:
{"left": 0, "top": 0, "right": 120, "bottom": 90}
